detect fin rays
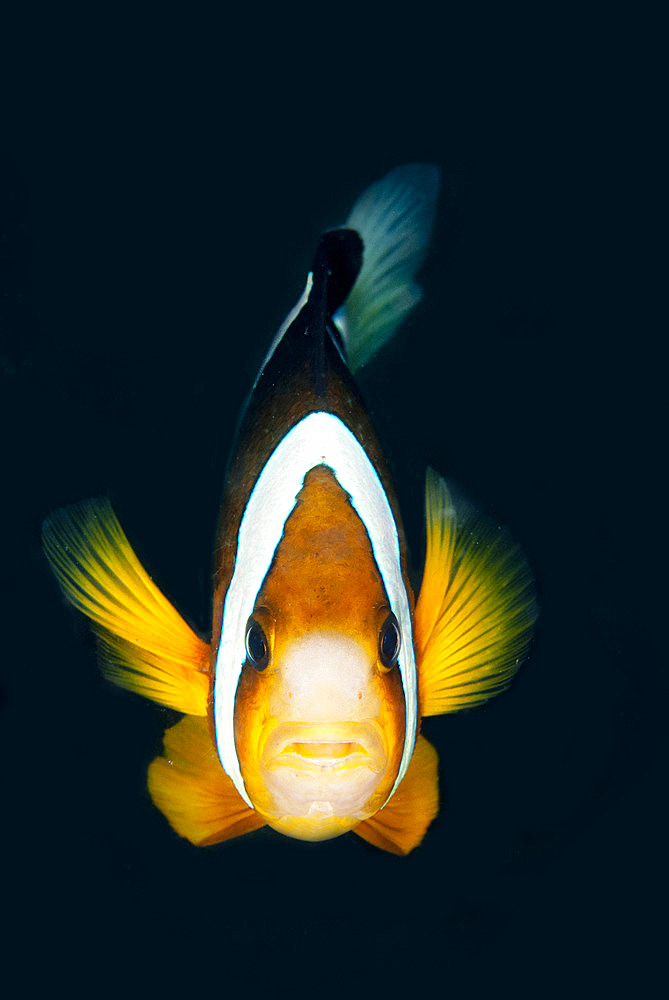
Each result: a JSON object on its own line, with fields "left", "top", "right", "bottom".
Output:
{"left": 335, "top": 164, "right": 440, "bottom": 371}
{"left": 415, "top": 470, "right": 537, "bottom": 716}
{"left": 42, "top": 498, "right": 210, "bottom": 715}
{"left": 148, "top": 715, "right": 265, "bottom": 846}
{"left": 354, "top": 734, "right": 439, "bottom": 855}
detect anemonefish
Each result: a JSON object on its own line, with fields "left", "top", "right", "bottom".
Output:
{"left": 43, "top": 165, "right": 537, "bottom": 854}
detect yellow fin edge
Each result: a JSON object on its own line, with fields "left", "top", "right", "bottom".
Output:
{"left": 42, "top": 498, "right": 210, "bottom": 715}
{"left": 415, "top": 469, "right": 537, "bottom": 717}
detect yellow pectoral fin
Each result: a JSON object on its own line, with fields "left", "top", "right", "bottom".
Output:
{"left": 353, "top": 734, "right": 439, "bottom": 855}
{"left": 415, "top": 469, "right": 537, "bottom": 717}
{"left": 148, "top": 715, "right": 265, "bottom": 846}
{"left": 42, "top": 498, "right": 209, "bottom": 715}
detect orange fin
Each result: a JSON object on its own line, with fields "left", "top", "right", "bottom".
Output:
{"left": 415, "top": 469, "right": 537, "bottom": 717}
{"left": 42, "top": 498, "right": 210, "bottom": 715}
{"left": 148, "top": 715, "right": 265, "bottom": 846}
{"left": 354, "top": 734, "right": 439, "bottom": 855}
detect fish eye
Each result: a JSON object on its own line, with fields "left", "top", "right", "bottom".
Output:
{"left": 378, "top": 613, "right": 401, "bottom": 669}
{"left": 245, "top": 617, "right": 270, "bottom": 670}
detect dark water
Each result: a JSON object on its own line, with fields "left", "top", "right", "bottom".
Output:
{"left": 1, "top": 14, "right": 663, "bottom": 994}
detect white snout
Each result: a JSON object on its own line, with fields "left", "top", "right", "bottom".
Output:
{"left": 271, "top": 632, "right": 379, "bottom": 722}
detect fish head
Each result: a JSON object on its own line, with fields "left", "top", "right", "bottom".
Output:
{"left": 234, "top": 610, "right": 406, "bottom": 842}
{"left": 232, "top": 465, "right": 407, "bottom": 841}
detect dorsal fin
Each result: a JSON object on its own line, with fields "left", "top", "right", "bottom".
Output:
{"left": 313, "top": 227, "right": 364, "bottom": 317}
{"left": 304, "top": 227, "right": 363, "bottom": 395}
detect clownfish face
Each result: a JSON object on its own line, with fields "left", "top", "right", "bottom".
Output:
{"left": 234, "top": 608, "right": 406, "bottom": 842}
{"left": 227, "top": 461, "right": 409, "bottom": 842}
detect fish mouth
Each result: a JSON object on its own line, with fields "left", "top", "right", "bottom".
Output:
{"left": 255, "top": 721, "right": 393, "bottom": 821}
{"left": 262, "top": 722, "right": 385, "bottom": 774}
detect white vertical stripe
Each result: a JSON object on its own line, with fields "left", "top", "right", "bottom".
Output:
{"left": 213, "top": 411, "right": 417, "bottom": 809}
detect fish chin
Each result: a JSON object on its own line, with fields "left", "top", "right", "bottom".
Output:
{"left": 253, "top": 721, "right": 395, "bottom": 841}
{"left": 265, "top": 811, "right": 362, "bottom": 843}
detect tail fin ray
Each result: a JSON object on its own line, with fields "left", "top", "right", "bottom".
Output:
{"left": 335, "top": 163, "right": 440, "bottom": 371}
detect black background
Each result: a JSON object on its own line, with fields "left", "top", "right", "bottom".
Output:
{"left": 1, "top": 8, "right": 664, "bottom": 995}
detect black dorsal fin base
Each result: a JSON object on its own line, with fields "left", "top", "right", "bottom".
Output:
{"left": 307, "top": 228, "right": 363, "bottom": 395}
{"left": 314, "top": 228, "right": 364, "bottom": 317}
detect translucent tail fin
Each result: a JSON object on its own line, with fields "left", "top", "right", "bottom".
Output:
{"left": 334, "top": 164, "right": 440, "bottom": 371}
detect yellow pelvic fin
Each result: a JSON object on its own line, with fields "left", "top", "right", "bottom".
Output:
{"left": 42, "top": 498, "right": 210, "bottom": 715}
{"left": 148, "top": 715, "right": 265, "bottom": 846}
{"left": 354, "top": 734, "right": 439, "bottom": 855}
{"left": 414, "top": 469, "right": 537, "bottom": 717}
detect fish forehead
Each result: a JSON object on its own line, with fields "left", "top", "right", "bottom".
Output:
{"left": 258, "top": 465, "right": 389, "bottom": 627}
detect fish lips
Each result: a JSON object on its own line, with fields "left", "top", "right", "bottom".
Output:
{"left": 258, "top": 721, "right": 389, "bottom": 819}
{"left": 262, "top": 721, "right": 385, "bottom": 773}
